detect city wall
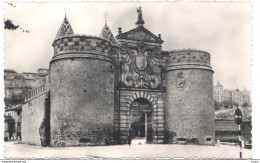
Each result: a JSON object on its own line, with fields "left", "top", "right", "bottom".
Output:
{"left": 22, "top": 84, "right": 49, "bottom": 146}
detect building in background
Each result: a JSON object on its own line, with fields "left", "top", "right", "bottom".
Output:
{"left": 4, "top": 68, "right": 49, "bottom": 141}
{"left": 213, "top": 81, "right": 250, "bottom": 108}
{"left": 4, "top": 68, "right": 49, "bottom": 108}
{"left": 4, "top": 69, "right": 26, "bottom": 107}
{"left": 4, "top": 105, "right": 22, "bottom": 140}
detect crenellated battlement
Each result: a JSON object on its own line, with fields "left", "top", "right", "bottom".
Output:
{"left": 53, "top": 35, "right": 112, "bottom": 55}
{"left": 24, "top": 84, "right": 49, "bottom": 103}
{"left": 165, "top": 49, "right": 213, "bottom": 72}
{"left": 53, "top": 34, "right": 112, "bottom": 46}
{"left": 52, "top": 35, "right": 114, "bottom": 63}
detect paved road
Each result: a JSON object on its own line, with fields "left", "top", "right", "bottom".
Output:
{"left": 4, "top": 141, "right": 252, "bottom": 159}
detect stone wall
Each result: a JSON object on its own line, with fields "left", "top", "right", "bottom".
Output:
{"left": 215, "top": 119, "right": 252, "bottom": 143}
{"left": 22, "top": 92, "right": 49, "bottom": 146}
{"left": 112, "top": 46, "right": 121, "bottom": 143}
{"left": 165, "top": 50, "right": 215, "bottom": 145}
{"left": 50, "top": 59, "right": 114, "bottom": 146}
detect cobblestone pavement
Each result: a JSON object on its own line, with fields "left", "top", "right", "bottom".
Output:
{"left": 4, "top": 141, "right": 252, "bottom": 159}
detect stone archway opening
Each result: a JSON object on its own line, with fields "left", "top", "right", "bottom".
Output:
{"left": 129, "top": 98, "right": 153, "bottom": 143}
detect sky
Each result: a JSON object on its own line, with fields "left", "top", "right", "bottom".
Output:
{"left": 4, "top": 2, "right": 252, "bottom": 91}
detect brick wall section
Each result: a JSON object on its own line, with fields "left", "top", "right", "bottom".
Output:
{"left": 22, "top": 92, "right": 48, "bottom": 145}
{"left": 215, "top": 119, "right": 252, "bottom": 143}
{"left": 241, "top": 121, "right": 252, "bottom": 143}
{"left": 50, "top": 46, "right": 114, "bottom": 146}
{"left": 165, "top": 50, "right": 215, "bottom": 145}
{"left": 118, "top": 89, "right": 165, "bottom": 144}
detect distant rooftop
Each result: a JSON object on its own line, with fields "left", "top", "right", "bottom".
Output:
{"left": 22, "top": 72, "right": 38, "bottom": 75}
{"left": 215, "top": 80, "right": 250, "bottom": 93}
{"left": 215, "top": 81, "right": 223, "bottom": 87}
{"left": 4, "top": 69, "right": 16, "bottom": 73}
{"left": 5, "top": 104, "right": 22, "bottom": 111}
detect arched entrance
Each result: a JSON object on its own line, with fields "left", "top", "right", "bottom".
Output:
{"left": 129, "top": 98, "right": 153, "bottom": 142}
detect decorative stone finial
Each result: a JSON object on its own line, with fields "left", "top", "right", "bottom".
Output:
{"left": 104, "top": 12, "right": 108, "bottom": 24}
{"left": 136, "top": 6, "right": 145, "bottom": 27}
{"left": 158, "top": 34, "right": 161, "bottom": 39}
{"left": 118, "top": 27, "right": 122, "bottom": 34}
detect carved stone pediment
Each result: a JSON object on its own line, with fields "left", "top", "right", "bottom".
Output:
{"left": 116, "top": 26, "right": 163, "bottom": 44}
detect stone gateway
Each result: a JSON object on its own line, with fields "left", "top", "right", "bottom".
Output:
{"left": 22, "top": 8, "right": 215, "bottom": 146}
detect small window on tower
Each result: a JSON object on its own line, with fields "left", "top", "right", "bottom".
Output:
{"left": 79, "top": 138, "right": 91, "bottom": 143}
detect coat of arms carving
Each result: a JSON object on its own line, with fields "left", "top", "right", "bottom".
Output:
{"left": 120, "top": 44, "right": 162, "bottom": 89}
{"left": 135, "top": 50, "right": 148, "bottom": 71}
{"left": 177, "top": 72, "right": 186, "bottom": 89}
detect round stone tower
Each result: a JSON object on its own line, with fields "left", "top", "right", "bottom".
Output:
{"left": 165, "top": 49, "right": 215, "bottom": 145}
{"left": 49, "top": 16, "right": 115, "bottom": 146}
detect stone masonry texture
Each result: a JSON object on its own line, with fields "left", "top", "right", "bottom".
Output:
{"left": 50, "top": 58, "right": 114, "bottom": 146}
{"left": 165, "top": 50, "right": 215, "bottom": 145}
{"left": 22, "top": 93, "right": 48, "bottom": 146}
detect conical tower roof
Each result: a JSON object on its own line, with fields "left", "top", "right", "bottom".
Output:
{"left": 54, "top": 15, "right": 74, "bottom": 41}
{"left": 100, "top": 22, "right": 117, "bottom": 45}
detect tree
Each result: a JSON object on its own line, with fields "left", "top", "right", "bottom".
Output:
{"left": 242, "top": 102, "right": 249, "bottom": 108}
{"left": 233, "top": 102, "right": 239, "bottom": 108}
{"left": 4, "top": 3, "right": 30, "bottom": 33}
{"left": 4, "top": 19, "right": 19, "bottom": 30}
{"left": 214, "top": 100, "right": 221, "bottom": 110}
{"left": 222, "top": 101, "right": 232, "bottom": 109}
